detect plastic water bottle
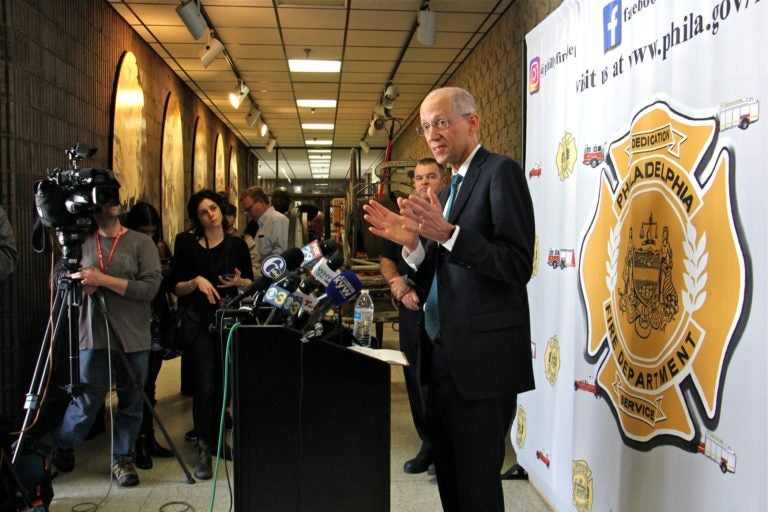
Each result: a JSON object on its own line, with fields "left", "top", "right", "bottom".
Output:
{"left": 352, "top": 289, "right": 374, "bottom": 347}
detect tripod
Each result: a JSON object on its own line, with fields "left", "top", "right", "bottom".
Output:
{"left": 13, "top": 235, "right": 195, "bottom": 483}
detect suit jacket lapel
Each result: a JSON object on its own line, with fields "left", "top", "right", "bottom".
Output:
{"left": 447, "top": 146, "right": 487, "bottom": 224}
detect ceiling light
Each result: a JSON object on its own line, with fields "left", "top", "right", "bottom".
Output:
{"left": 245, "top": 105, "right": 261, "bottom": 127}
{"left": 308, "top": 155, "right": 331, "bottom": 159}
{"left": 360, "top": 139, "right": 370, "bottom": 154}
{"left": 297, "top": 99, "right": 337, "bottom": 108}
{"left": 229, "top": 80, "right": 249, "bottom": 109}
{"left": 417, "top": 2, "right": 438, "bottom": 46}
{"left": 305, "top": 139, "right": 333, "bottom": 145}
{"left": 176, "top": 0, "right": 207, "bottom": 40}
{"left": 302, "top": 123, "right": 334, "bottom": 130}
{"left": 307, "top": 149, "right": 331, "bottom": 154}
{"left": 266, "top": 137, "right": 277, "bottom": 153}
{"left": 382, "top": 84, "right": 400, "bottom": 109}
{"left": 368, "top": 106, "right": 387, "bottom": 137}
{"left": 258, "top": 120, "right": 269, "bottom": 138}
{"left": 289, "top": 60, "right": 341, "bottom": 73}
{"left": 200, "top": 32, "right": 225, "bottom": 68}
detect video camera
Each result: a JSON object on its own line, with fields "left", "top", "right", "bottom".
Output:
{"left": 34, "top": 143, "right": 120, "bottom": 231}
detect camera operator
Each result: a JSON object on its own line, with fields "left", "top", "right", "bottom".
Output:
{"left": 51, "top": 198, "right": 162, "bottom": 488}
{"left": 0, "top": 205, "right": 17, "bottom": 279}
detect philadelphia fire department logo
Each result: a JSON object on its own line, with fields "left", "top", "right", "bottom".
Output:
{"left": 544, "top": 335, "right": 561, "bottom": 386}
{"left": 556, "top": 131, "right": 578, "bottom": 181}
{"left": 580, "top": 99, "right": 745, "bottom": 443}
{"left": 572, "top": 460, "right": 594, "bottom": 512}
{"left": 515, "top": 405, "right": 527, "bottom": 449}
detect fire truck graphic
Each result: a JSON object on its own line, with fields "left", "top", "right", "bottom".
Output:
{"left": 582, "top": 144, "right": 604, "bottom": 167}
{"left": 574, "top": 376, "right": 600, "bottom": 398}
{"left": 536, "top": 450, "right": 551, "bottom": 468}
{"left": 718, "top": 97, "right": 759, "bottom": 131}
{"left": 547, "top": 248, "right": 576, "bottom": 269}
{"left": 697, "top": 432, "right": 736, "bottom": 474}
{"left": 529, "top": 163, "right": 542, "bottom": 178}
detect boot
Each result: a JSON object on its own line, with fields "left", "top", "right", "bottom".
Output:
{"left": 194, "top": 441, "right": 213, "bottom": 480}
{"left": 134, "top": 434, "right": 153, "bottom": 470}
{"left": 148, "top": 434, "right": 173, "bottom": 458}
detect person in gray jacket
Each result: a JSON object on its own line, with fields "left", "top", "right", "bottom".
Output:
{"left": 51, "top": 200, "right": 162, "bottom": 488}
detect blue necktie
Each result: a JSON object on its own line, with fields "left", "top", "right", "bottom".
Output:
{"left": 424, "top": 173, "right": 463, "bottom": 341}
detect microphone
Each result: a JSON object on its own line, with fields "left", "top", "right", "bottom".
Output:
{"left": 304, "top": 270, "right": 362, "bottom": 328}
{"left": 224, "top": 247, "right": 304, "bottom": 307}
{"left": 300, "top": 239, "right": 339, "bottom": 266}
{"left": 310, "top": 252, "right": 345, "bottom": 286}
{"left": 262, "top": 271, "right": 303, "bottom": 324}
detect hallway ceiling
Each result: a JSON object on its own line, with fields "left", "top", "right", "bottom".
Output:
{"left": 107, "top": 0, "right": 513, "bottom": 181}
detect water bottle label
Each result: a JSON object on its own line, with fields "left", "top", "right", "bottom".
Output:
{"left": 354, "top": 310, "right": 362, "bottom": 321}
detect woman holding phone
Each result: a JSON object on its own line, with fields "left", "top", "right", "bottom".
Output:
{"left": 170, "top": 189, "right": 253, "bottom": 479}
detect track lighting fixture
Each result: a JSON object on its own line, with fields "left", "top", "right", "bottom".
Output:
{"left": 229, "top": 80, "right": 249, "bottom": 109}
{"left": 359, "top": 139, "right": 370, "bottom": 154}
{"left": 200, "top": 31, "right": 225, "bottom": 68}
{"left": 266, "top": 137, "right": 277, "bottom": 153}
{"left": 368, "top": 103, "right": 388, "bottom": 137}
{"left": 382, "top": 84, "right": 400, "bottom": 109}
{"left": 258, "top": 120, "right": 269, "bottom": 138}
{"left": 245, "top": 105, "right": 261, "bottom": 128}
{"left": 417, "top": 1, "right": 438, "bottom": 46}
{"left": 176, "top": 0, "right": 207, "bottom": 40}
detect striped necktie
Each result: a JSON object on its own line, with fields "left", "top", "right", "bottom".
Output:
{"left": 423, "top": 173, "right": 463, "bottom": 341}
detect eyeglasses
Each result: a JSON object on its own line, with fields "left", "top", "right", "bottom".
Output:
{"left": 416, "top": 113, "right": 472, "bottom": 135}
{"left": 241, "top": 201, "right": 256, "bottom": 213}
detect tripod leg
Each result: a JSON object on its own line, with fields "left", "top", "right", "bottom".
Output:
{"left": 13, "top": 283, "right": 70, "bottom": 463}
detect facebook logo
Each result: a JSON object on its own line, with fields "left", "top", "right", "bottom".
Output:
{"left": 603, "top": 0, "right": 622, "bottom": 52}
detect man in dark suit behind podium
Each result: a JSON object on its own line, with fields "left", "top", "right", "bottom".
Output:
{"left": 363, "top": 87, "right": 535, "bottom": 512}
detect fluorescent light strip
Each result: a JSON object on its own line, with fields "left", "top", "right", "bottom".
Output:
{"left": 302, "top": 123, "right": 334, "bottom": 130}
{"left": 307, "top": 149, "right": 331, "bottom": 154}
{"left": 305, "top": 140, "right": 333, "bottom": 145}
{"left": 297, "top": 99, "right": 337, "bottom": 108}
{"left": 308, "top": 155, "right": 331, "bottom": 159}
{"left": 289, "top": 59, "right": 341, "bottom": 73}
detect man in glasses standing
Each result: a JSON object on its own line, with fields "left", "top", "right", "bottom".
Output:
{"left": 239, "top": 186, "right": 289, "bottom": 273}
{"left": 364, "top": 86, "right": 535, "bottom": 512}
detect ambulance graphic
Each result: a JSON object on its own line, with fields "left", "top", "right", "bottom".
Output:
{"left": 718, "top": 97, "right": 759, "bottom": 131}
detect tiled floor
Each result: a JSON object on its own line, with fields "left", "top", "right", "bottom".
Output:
{"left": 48, "top": 324, "right": 554, "bottom": 511}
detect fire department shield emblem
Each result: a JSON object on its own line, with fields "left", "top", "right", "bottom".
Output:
{"left": 580, "top": 100, "right": 745, "bottom": 443}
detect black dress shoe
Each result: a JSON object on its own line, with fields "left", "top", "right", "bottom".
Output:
{"left": 403, "top": 452, "right": 432, "bottom": 474}
{"left": 148, "top": 436, "right": 173, "bottom": 458}
{"left": 134, "top": 435, "right": 153, "bottom": 470}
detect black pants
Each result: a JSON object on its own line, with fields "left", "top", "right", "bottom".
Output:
{"left": 427, "top": 343, "right": 517, "bottom": 512}
{"left": 186, "top": 329, "right": 225, "bottom": 445}
{"left": 399, "top": 306, "right": 431, "bottom": 453}
{"left": 140, "top": 350, "right": 164, "bottom": 436}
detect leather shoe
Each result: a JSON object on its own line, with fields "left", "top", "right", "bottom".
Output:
{"left": 134, "top": 435, "right": 153, "bottom": 470}
{"left": 198, "top": 441, "right": 233, "bottom": 461}
{"left": 148, "top": 436, "right": 173, "bottom": 458}
{"left": 403, "top": 452, "right": 431, "bottom": 474}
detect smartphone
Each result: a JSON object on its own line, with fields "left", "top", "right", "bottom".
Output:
{"left": 221, "top": 273, "right": 235, "bottom": 280}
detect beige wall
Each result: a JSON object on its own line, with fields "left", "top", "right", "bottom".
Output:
{"left": 393, "top": 0, "right": 564, "bottom": 163}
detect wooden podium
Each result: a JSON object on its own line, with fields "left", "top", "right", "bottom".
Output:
{"left": 232, "top": 325, "right": 391, "bottom": 512}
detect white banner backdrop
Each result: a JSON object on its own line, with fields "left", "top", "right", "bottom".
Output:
{"left": 520, "top": 1, "right": 767, "bottom": 510}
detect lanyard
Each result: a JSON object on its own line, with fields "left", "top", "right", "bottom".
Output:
{"left": 95, "top": 228, "right": 124, "bottom": 273}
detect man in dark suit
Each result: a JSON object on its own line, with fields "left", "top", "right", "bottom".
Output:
{"left": 363, "top": 86, "right": 535, "bottom": 512}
